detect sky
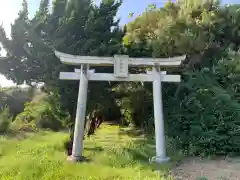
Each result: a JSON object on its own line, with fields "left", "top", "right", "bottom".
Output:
{"left": 0, "top": 0, "right": 239, "bottom": 87}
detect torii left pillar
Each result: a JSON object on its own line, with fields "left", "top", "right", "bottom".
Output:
{"left": 70, "top": 64, "right": 89, "bottom": 161}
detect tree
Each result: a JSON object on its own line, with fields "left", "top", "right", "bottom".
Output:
{"left": 120, "top": 0, "right": 240, "bottom": 156}
{"left": 0, "top": 0, "right": 124, "bottom": 123}
{"left": 123, "top": 0, "right": 224, "bottom": 69}
{"left": 0, "top": 0, "right": 30, "bottom": 84}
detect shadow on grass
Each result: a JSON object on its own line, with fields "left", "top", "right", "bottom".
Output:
{"left": 118, "top": 127, "right": 154, "bottom": 164}
{"left": 64, "top": 124, "right": 183, "bottom": 174}
{"left": 118, "top": 127, "right": 145, "bottom": 137}
{"left": 116, "top": 127, "right": 184, "bottom": 171}
{"left": 84, "top": 146, "right": 104, "bottom": 152}
{"left": 2, "top": 129, "right": 48, "bottom": 141}
{"left": 1, "top": 130, "right": 28, "bottom": 140}
{"left": 104, "top": 121, "right": 121, "bottom": 125}
{"left": 67, "top": 156, "right": 92, "bottom": 163}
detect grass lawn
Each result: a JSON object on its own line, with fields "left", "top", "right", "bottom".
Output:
{"left": 0, "top": 124, "right": 180, "bottom": 180}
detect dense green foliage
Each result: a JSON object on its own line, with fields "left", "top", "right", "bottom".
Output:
{"left": 120, "top": 1, "right": 240, "bottom": 156}
{"left": 0, "top": 107, "right": 11, "bottom": 134}
{"left": 113, "top": 82, "right": 153, "bottom": 129}
{"left": 166, "top": 57, "right": 240, "bottom": 156}
{"left": 13, "top": 93, "right": 68, "bottom": 131}
{"left": 1, "top": 0, "right": 240, "bottom": 156}
{"left": 0, "top": 87, "right": 34, "bottom": 117}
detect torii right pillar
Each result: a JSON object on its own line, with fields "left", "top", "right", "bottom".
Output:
{"left": 151, "top": 66, "right": 170, "bottom": 163}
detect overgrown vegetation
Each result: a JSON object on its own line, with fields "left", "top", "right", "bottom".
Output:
{"left": 0, "top": 0, "right": 240, "bottom": 158}
{"left": 0, "top": 125, "right": 176, "bottom": 179}
{"left": 0, "top": 107, "right": 11, "bottom": 134}
{"left": 13, "top": 93, "right": 69, "bottom": 131}
{"left": 0, "top": 86, "right": 33, "bottom": 118}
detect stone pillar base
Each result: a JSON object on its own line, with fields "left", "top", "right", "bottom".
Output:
{"left": 150, "top": 156, "right": 170, "bottom": 164}
{"left": 67, "top": 155, "right": 86, "bottom": 162}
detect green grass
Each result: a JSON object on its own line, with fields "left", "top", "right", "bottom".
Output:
{"left": 0, "top": 124, "right": 179, "bottom": 180}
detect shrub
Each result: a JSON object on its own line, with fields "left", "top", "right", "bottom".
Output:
{"left": 14, "top": 95, "right": 64, "bottom": 131}
{"left": 0, "top": 87, "right": 34, "bottom": 118}
{"left": 113, "top": 82, "right": 153, "bottom": 129}
{"left": 11, "top": 120, "right": 37, "bottom": 132}
{"left": 0, "top": 107, "right": 12, "bottom": 134}
{"left": 35, "top": 107, "right": 63, "bottom": 131}
{"left": 166, "top": 71, "right": 240, "bottom": 156}
{"left": 13, "top": 102, "right": 37, "bottom": 131}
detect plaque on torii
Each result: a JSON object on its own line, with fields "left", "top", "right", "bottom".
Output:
{"left": 55, "top": 51, "right": 186, "bottom": 163}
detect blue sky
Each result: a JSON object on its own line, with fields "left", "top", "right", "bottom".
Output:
{"left": 0, "top": 0, "right": 239, "bottom": 87}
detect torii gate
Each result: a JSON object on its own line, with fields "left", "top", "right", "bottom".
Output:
{"left": 55, "top": 51, "right": 185, "bottom": 163}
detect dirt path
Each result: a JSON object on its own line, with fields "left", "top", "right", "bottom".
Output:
{"left": 171, "top": 157, "right": 240, "bottom": 180}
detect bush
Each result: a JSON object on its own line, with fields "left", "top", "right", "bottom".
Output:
{"left": 0, "top": 107, "right": 12, "bottom": 134}
{"left": 0, "top": 87, "right": 34, "bottom": 118}
{"left": 113, "top": 82, "right": 153, "bottom": 129}
{"left": 14, "top": 95, "right": 65, "bottom": 131}
{"left": 165, "top": 71, "right": 240, "bottom": 156}
{"left": 35, "top": 107, "right": 63, "bottom": 131}
{"left": 11, "top": 120, "right": 37, "bottom": 132}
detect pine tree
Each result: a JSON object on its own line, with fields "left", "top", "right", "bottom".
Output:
{"left": 0, "top": 0, "right": 123, "bottom": 123}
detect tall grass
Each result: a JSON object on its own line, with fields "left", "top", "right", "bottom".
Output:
{"left": 0, "top": 125, "right": 178, "bottom": 179}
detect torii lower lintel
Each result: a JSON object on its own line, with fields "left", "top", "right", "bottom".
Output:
{"left": 59, "top": 71, "right": 181, "bottom": 82}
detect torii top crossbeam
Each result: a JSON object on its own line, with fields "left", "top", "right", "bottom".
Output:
{"left": 54, "top": 51, "right": 186, "bottom": 67}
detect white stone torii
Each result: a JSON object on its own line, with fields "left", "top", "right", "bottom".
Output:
{"left": 55, "top": 51, "right": 185, "bottom": 163}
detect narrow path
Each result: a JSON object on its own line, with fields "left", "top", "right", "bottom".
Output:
{"left": 171, "top": 157, "right": 240, "bottom": 180}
